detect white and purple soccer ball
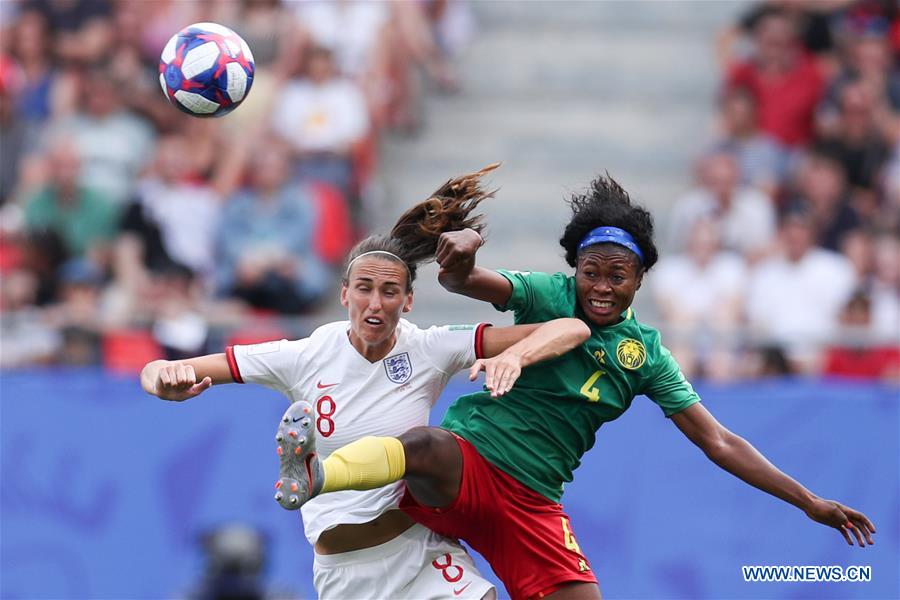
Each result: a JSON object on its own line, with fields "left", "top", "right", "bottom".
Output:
{"left": 158, "top": 22, "right": 255, "bottom": 118}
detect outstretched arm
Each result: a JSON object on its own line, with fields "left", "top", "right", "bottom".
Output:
{"left": 471, "top": 318, "right": 591, "bottom": 397}
{"left": 435, "top": 229, "right": 512, "bottom": 306}
{"left": 140, "top": 354, "right": 234, "bottom": 401}
{"left": 672, "top": 403, "right": 876, "bottom": 547}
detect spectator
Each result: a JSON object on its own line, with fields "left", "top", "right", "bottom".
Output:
{"left": 212, "top": 0, "right": 300, "bottom": 133}
{"left": 151, "top": 265, "right": 209, "bottom": 361}
{"left": 392, "top": 1, "right": 461, "bottom": 91}
{"left": 19, "top": 229, "right": 67, "bottom": 307}
{"left": 0, "top": 0, "right": 456, "bottom": 369}
{"left": 746, "top": 209, "right": 857, "bottom": 370}
{"left": 737, "top": 2, "right": 839, "bottom": 60}
{"left": 711, "top": 86, "right": 789, "bottom": 196}
{"left": 272, "top": 45, "right": 370, "bottom": 193}
{"left": 817, "top": 79, "right": 892, "bottom": 199}
{"left": 0, "top": 268, "right": 61, "bottom": 368}
{"left": 46, "top": 65, "right": 155, "bottom": 207}
{"left": 216, "top": 137, "right": 329, "bottom": 314}
{"left": 668, "top": 150, "right": 776, "bottom": 258}
{"left": 820, "top": 14, "right": 900, "bottom": 124}
{"left": 870, "top": 234, "right": 900, "bottom": 338}
{"left": 726, "top": 8, "right": 825, "bottom": 147}
{"left": 821, "top": 290, "right": 900, "bottom": 380}
{"left": 384, "top": 0, "right": 471, "bottom": 134}
{"left": 652, "top": 218, "right": 747, "bottom": 380}
{"left": 0, "top": 56, "right": 27, "bottom": 205}
{"left": 836, "top": 229, "right": 898, "bottom": 342}
{"left": 170, "top": 118, "right": 247, "bottom": 198}
{"left": 786, "top": 145, "right": 861, "bottom": 250}
{"left": 104, "top": 0, "right": 180, "bottom": 130}
{"left": 882, "top": 144, "right": 900, "bottom": 232}
{"left": 117, "top": 134, "right": 222, "bottom": 281}
{"left": 741, "top": 344, "right": 795, "bottom": 379}
{"left": 289, "top": 1, "right": 390, "bottom": 80}
{"left": 840, "top": 227, "right": 876, "bottom": 280}
{"left": 0, "top": 0, "right": 16, "bottom": 50}
{"left": 213, "top": 0, "right": 289, "bottom": 69}
{"left": 9, "top": 11, "right": 64, "bottom": 126}
{"left": 424, "top": 0, "right": 476, "bottom": 61}
{"left": 24, "top": 0, "right": 114, "bottom": 65}
{"left": 23, "top": 138, "right": 118, "bottom": 263}
{"left": 129, "top": 0, "right": 199, "bottom": 64}
{"left": 44, "top": 258, "right": 106, "bottom": 365}
{"left": 291, "top": 1, "right": 470, "bottom": 132}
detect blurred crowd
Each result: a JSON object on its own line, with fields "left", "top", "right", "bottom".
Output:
{"left": 1, "top": 0, "right": 897, "bottom": 382}
{"left": 652, "top": 0, "right": 899, "bottom": 380}
{"left": 0, "top": 0, "right": 472, "bottom": 369}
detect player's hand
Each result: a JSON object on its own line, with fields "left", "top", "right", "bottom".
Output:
{"left": 154, "top": 363, "right": 213, "bottom": 402}
{"left": 468, "top": 352, "right": 522, "bottom": 398}
{"left": 805, "top": 497, "right": 876, "bottom": 547}
{"left": 436, "top": 229, "right": 482, "bottom": 272}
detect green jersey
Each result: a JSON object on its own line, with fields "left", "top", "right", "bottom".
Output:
{"left": 24, "top": 186, "right": 118, "bottom": 257}
{"left": 441, "top": 269, "right": 700, "bottom": 502}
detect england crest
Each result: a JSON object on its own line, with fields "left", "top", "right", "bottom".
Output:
{"left": 383, "top": 352, "right": 412, "bottom": 384}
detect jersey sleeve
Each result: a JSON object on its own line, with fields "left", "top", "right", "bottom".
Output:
{"left": 421, "top": 323, "right": 492, "bottom": 375}
{"left": 492, "top": 270, "right": 571, "bottom": 321}
{"left": 642, "top": 344, "right": 700, "bottom": 417}
{"left": 225, "top": 339, "right": 310, "bottom": 394}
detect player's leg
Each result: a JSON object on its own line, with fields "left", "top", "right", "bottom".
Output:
{"left": 397, "top": 426, "right": 462, "bottom": 507}
{"left": 316, "top": 426, "right": 460, "bottom": 506}
{"left": 274, "top": 401, "right": 322, "bottom": 508}
{"left": 403, "top": 442, "right": 602, "bottom": 600}
{"left": 402, "top": 524, "right": 497, "bottom": 600}
{"left": 273, "top": 408, "right": 459, "bottom": 509}
{"left": 520, "top": 510, "right": 601, "bottom": 600}
{"left": 540, "top": 582, "right": 602, "bottom": 600}
{"left": 313, "top": 525, "right": 495, "bottom": 600}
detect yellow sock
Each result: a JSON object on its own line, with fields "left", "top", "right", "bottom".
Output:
{"left": 321, "top": 436, "right": 406, "bottom": 493}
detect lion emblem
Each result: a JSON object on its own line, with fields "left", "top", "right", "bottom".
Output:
{"left": 616, "top": 338, "right": 646, "bottom": 370}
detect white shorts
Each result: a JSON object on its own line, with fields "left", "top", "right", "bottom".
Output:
{"left": 313, "top": 523, "right": 494, "bottom": 600}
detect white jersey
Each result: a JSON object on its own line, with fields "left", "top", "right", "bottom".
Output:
{"left": 227, "top": 318, "right": 490, "bottom": 545}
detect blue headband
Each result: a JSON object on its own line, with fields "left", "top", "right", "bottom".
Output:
{"left": 577, "top": 226, "right": 644, "bottom": 263}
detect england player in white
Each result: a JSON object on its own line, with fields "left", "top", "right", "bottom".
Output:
{"left": 141, "top": 228, "right": 590, "bottom": 599}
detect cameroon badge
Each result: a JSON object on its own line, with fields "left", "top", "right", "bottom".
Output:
{"left": 616, "top": 339, "right": 646, "bottom": 370}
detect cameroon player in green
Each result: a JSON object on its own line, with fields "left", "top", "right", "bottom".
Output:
{"left": 294, "top": 172, "right": 875, "bottom": 600}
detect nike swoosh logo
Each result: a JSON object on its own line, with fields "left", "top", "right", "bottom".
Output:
{"left": 292, "top": 417, "right": 302, "bottom": 422}
{"left": 453, "top": 583, "right": 471, "bottom": 596}
{"left": 316, "top": 381, "right": 338, "bottom": 389}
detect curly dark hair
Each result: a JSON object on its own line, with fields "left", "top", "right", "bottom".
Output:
{"left": 558, "top": 174, "right": 659, "bottom": 271}
{"left": 343, "top": 163, "right": 500, "bottom": 291}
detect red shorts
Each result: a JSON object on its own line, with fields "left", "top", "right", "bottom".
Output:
{"left": 400, "top": 433, "right": 597, "bottom": 600}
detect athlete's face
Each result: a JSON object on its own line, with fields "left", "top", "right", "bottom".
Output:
{"left": 575, "top": 244, "right": 643, "bottom": 327}
{"left": 341, "top": 257, "right": 413, "bottom": 360}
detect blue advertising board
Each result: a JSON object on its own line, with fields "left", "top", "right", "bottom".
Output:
{"left": 1, "top": 372, "right": 897, "bottom": 599}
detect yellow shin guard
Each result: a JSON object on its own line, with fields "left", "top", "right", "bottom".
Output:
{"left": 320, "top": 436, "right": 406, "bottom": 493}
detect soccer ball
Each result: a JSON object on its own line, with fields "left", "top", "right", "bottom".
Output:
{"left": 158, "top": 22, "right": 255, "bottom": 118}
